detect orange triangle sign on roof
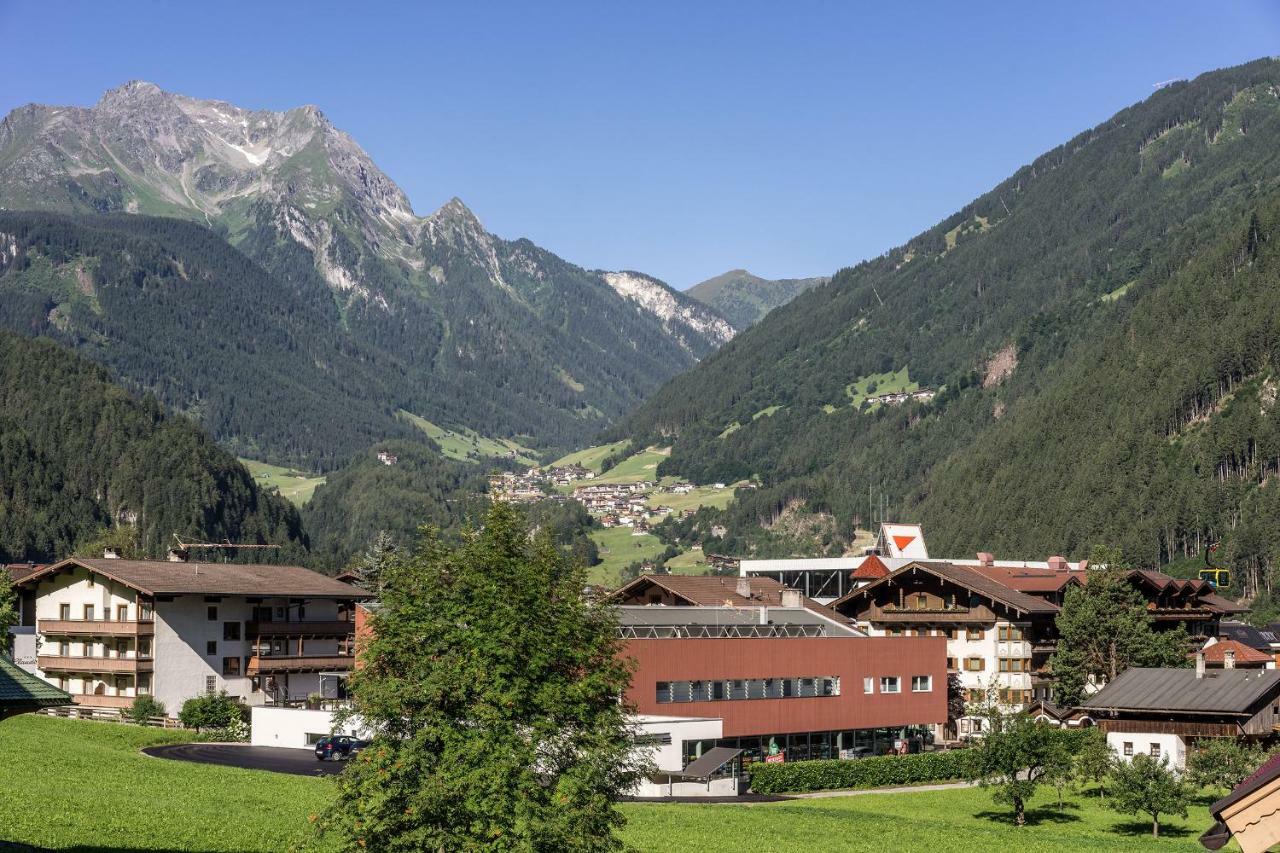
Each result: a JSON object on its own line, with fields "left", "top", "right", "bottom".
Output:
{"left": 893, "top": 535, "right": 916, "bottom": 551}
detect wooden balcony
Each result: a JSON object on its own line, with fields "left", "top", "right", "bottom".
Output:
{"left": 39, "top": 619, "right": 154, "bottom": 637}
{"left": 38, "top": 655, "right": 153, "bottom": 674}
{"left": 862, "top": 604, "right": 991, "bottom": 624}
{"left": 70, "top": 694, "right": 134, "bottom": 709}
{"left": 247, "top": 654, "right": 353, "bottom": 675}
{"left": 246, "top": 621, "right": 354, "bottom": 637}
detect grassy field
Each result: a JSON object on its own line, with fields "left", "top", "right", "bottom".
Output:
{"left": 399, "top": 410, "right": 539, "bottom": 465}
{"left": 844, "top": 366, "right": 918, "bottom": 409}
{"left": 239, "top": 458, "right": 326, "bottom": 505}
{"left": 588, "top": 525, "right": 668, "bottom": 586}
{"left": 0, "top": 715, "right": 1223, "bottom": 853}
{"left": 595, "top": 446, "right": 671, "bottom": 483}
{"left": 0, "top": 715, "right": 336, "bottom": 852}
{"left": 649, "top": 484, "right": 736, "bottom": 514}
{"left": 620, "top": 785, "right": 1217, "bottom": 852}
{"left": 551, "top": 440, "right": 630, "bottom": 472}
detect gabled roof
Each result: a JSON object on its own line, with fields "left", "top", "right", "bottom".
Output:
{"left": 966, "top": 563, "right": 1086, "bottom": 595}
{"left": 1079, "top": 667, "right": 1280, "bottom": 716}
{"left": 1128, "top": 570, "right": 1247, "bottom": 613}
{"left": 6, "top": 563, "right": 45, "bottom": 584}
{"left": 1202, "top": 639, "right": 1273, "bottom": 666}
{"left": 19, "top": 558, "right": 370, "bottom": 599}
{"left": 831, "top": 561, "right": 1061, "bottom": 616}
{"left": 1209, "top": 752, "right": 1280, "bottom": 822}
{"left": 606, "top": 574, "right": 852, "bottom": 626}
{"left": 1218, "top": 621, "right": 1276, "bottom": 650}
{"left": 0, "top": 656, "right": 69, "bottom": 712}
{"left": 850, "top": 554, "right": 890, "bottom": 581}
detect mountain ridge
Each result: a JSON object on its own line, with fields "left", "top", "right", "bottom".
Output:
{"left": 685, "top": 268, "right": 828, "bottom": 329}
{"left": 0, "top": 81, "right": 735, "bottom": 458}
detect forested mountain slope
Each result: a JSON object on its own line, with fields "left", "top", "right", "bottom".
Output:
{"left": 0, "top": 82, "right": 733, "bottom": 457}
{"left": 0, "top": 211, "right": 419, "bottom": 469}
{"left": 617, "top": 58, "right": 1280, "bottom": 588}
{"left": 0, "top": 332, "right": 306, "bottom": 563}
{"left": 686, "top": 269, "right": 828, "bottom": 329}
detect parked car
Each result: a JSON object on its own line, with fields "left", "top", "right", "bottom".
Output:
{"left": 314, "top": 735, "right": 367, "bottom": 761}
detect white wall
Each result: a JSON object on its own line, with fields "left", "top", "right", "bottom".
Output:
{"left": 250, "top": 706, "right": 367, "bottom": 749}
{"left": 153, "top": 594, "right": 252, "bottom": 712}
{"left": 1108, "top": 731, "right": 1188, "bottom": 769}
{"left": 632, "top": 714, "right": 723, "bottom": 773}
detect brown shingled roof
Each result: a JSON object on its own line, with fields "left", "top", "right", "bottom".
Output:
{"left": 606, "top": 574, "right": 852, "bottom": 626}
{"left": 967, "top": 563, "right": 1085, "bottom": 594}
{"left": 19, "top": 558, "right": 369, "bottom": 599}
{"left": 832, "top": 560, "right": 1061, "bottom": 615}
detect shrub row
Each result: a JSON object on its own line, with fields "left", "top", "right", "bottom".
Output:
{"left": 748, "top": 749, "right": 976, "bottom": 794}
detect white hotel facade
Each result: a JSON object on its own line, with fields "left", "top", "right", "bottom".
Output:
{"left": 14, "top": 557, "right": 367, "bottom": 715}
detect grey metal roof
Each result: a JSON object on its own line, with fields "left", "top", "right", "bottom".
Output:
{"left": 1079, "top": 667, "right": 1280, "bottom": 716}
{"left": 1218, "top": 621, "right": 1275, "bottom": 651}
{"left": 615, "top": 605, "right": 861, "bottom": 636}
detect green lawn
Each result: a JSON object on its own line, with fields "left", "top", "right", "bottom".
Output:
{"left": 551, "top": 440, "right": 631, "bottom": 472}
{"left": 239, "top": 457, "right": 326, "bottom": 505}
{"left": 0, "top": 715, "right": 336, "bottom": 852}
{"left": 620, "top": 785, "right": 1219, "bottom": 852}
{"left": 0, "top": 715, "right": 1226, "bottom": 853}
{"left": 399, "top": 410, "right": 539, "bottom": 465}
{"left": 589, "top": 525, "right": 667, "bottom": 586}
{"left": 595, "top": 446, "right": 671, "bottom": 484}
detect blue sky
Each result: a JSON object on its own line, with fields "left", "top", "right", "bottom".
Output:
{"left": 2, "top": 2, "right": 1279, "bottom": 288}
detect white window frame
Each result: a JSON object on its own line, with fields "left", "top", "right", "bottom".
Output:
{"left": 880, "top": 676, "right": 900, "bottom": 694}
{"left": 911, "top": 675, "right": 932, "bottom": 692}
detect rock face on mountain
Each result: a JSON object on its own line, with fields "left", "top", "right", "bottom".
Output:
{"left": 686, "top": 269, "right": 828, "bottom": 329}
{"left": 0, "top": 82, "right": 733, "bottom": 455}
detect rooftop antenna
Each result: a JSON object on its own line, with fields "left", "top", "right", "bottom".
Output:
{"left": 172, "top": 534, "right": 280, "bottom": 563}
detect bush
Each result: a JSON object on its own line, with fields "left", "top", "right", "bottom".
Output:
{"left": 179, "top": 691, "right": 248, "bottom": 731}
{"left": 126, "top": 694, "right": 166, "bottom": 724}
{"left": 748, "top": 749, "right": 976, "bottom": 794}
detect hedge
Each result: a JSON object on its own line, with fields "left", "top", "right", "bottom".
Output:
{"left": 748, "top": 749, "right": 977, "bottom": 794}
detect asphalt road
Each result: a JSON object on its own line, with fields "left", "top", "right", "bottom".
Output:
{"left": 143, "top": 742, "right": 348, "bottom": 776}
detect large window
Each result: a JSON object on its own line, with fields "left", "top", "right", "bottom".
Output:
{"left": 997, "top": 625, "right": 1025, "bottom": 642}
{"left": 880, "top": 676, "right": 900, "bottom": 694}
{"left": 964, "top": 657, "right": 985, "bottom": 672}
{"left": 911, "top": 676, "right": 932, "bottom": 693}
{"left": 222, "top": 657, "right": 241, "bottom": 676}
{"left": 656, "top": 677, "right": 840, "bottom": 704}
{"left": 223, "top": 622, "right": 241, "bottom": 641}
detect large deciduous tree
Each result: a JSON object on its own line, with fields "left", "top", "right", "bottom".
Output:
{"left": 1108, "top": 753, "right": 1191, "bottom": 838}
{"left": 318, "top": 502, "right": 642, "bottom": 852}
{"left": 1049, "top": 547, "right": 1189, "bottom": 706}
{"left": 970, "top": 712, "right": 1074, "bottom": 826}
{"left": 1186, "top": 738, "right": 1268, "bottom": 793}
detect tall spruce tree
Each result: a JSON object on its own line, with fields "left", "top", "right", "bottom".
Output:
{"left": 1049, "top": 548, "right": 1189, "bottom": 706}
{"left": 317, "top": 502, "right": 641, "bottom": 851}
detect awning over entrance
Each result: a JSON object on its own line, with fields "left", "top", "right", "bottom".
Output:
{"left": 675, "top": 747, "right": 743, "bottom": 780}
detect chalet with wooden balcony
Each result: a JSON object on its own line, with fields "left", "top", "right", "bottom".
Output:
{"left": 15, "top": 557, "right": 368, "bottom": 715}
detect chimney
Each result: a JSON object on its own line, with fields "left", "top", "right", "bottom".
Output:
{"left": 1047, "top": 556, "right": 1067, "bottom": 572}
{"left": 780, "top": 588, "right": 803, "bottom": 608}
{"left": 103, "top": 548, "right": 120, "bottom": 559}
{"left": 758, "top": 606, "right": 768, "bottom": 625}
{"left": 736, "top": 577, "right": 753, "bottom": 599}
{"left": 1196, "top": 651, "right": 1206, "bottom": 679}
{"left": 1224, "top": 648, "right": 1236, "bottom": 670}
{"left": 976, "top": 552, "right": 994, "bottom": 567}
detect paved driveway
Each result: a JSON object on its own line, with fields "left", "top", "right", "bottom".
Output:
{"left": 143, "top": 742, "right": 347, "bottom": 776}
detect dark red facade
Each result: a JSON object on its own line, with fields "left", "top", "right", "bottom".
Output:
{"left": 622, "top": 636, "right": 947, "bottom": 737}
